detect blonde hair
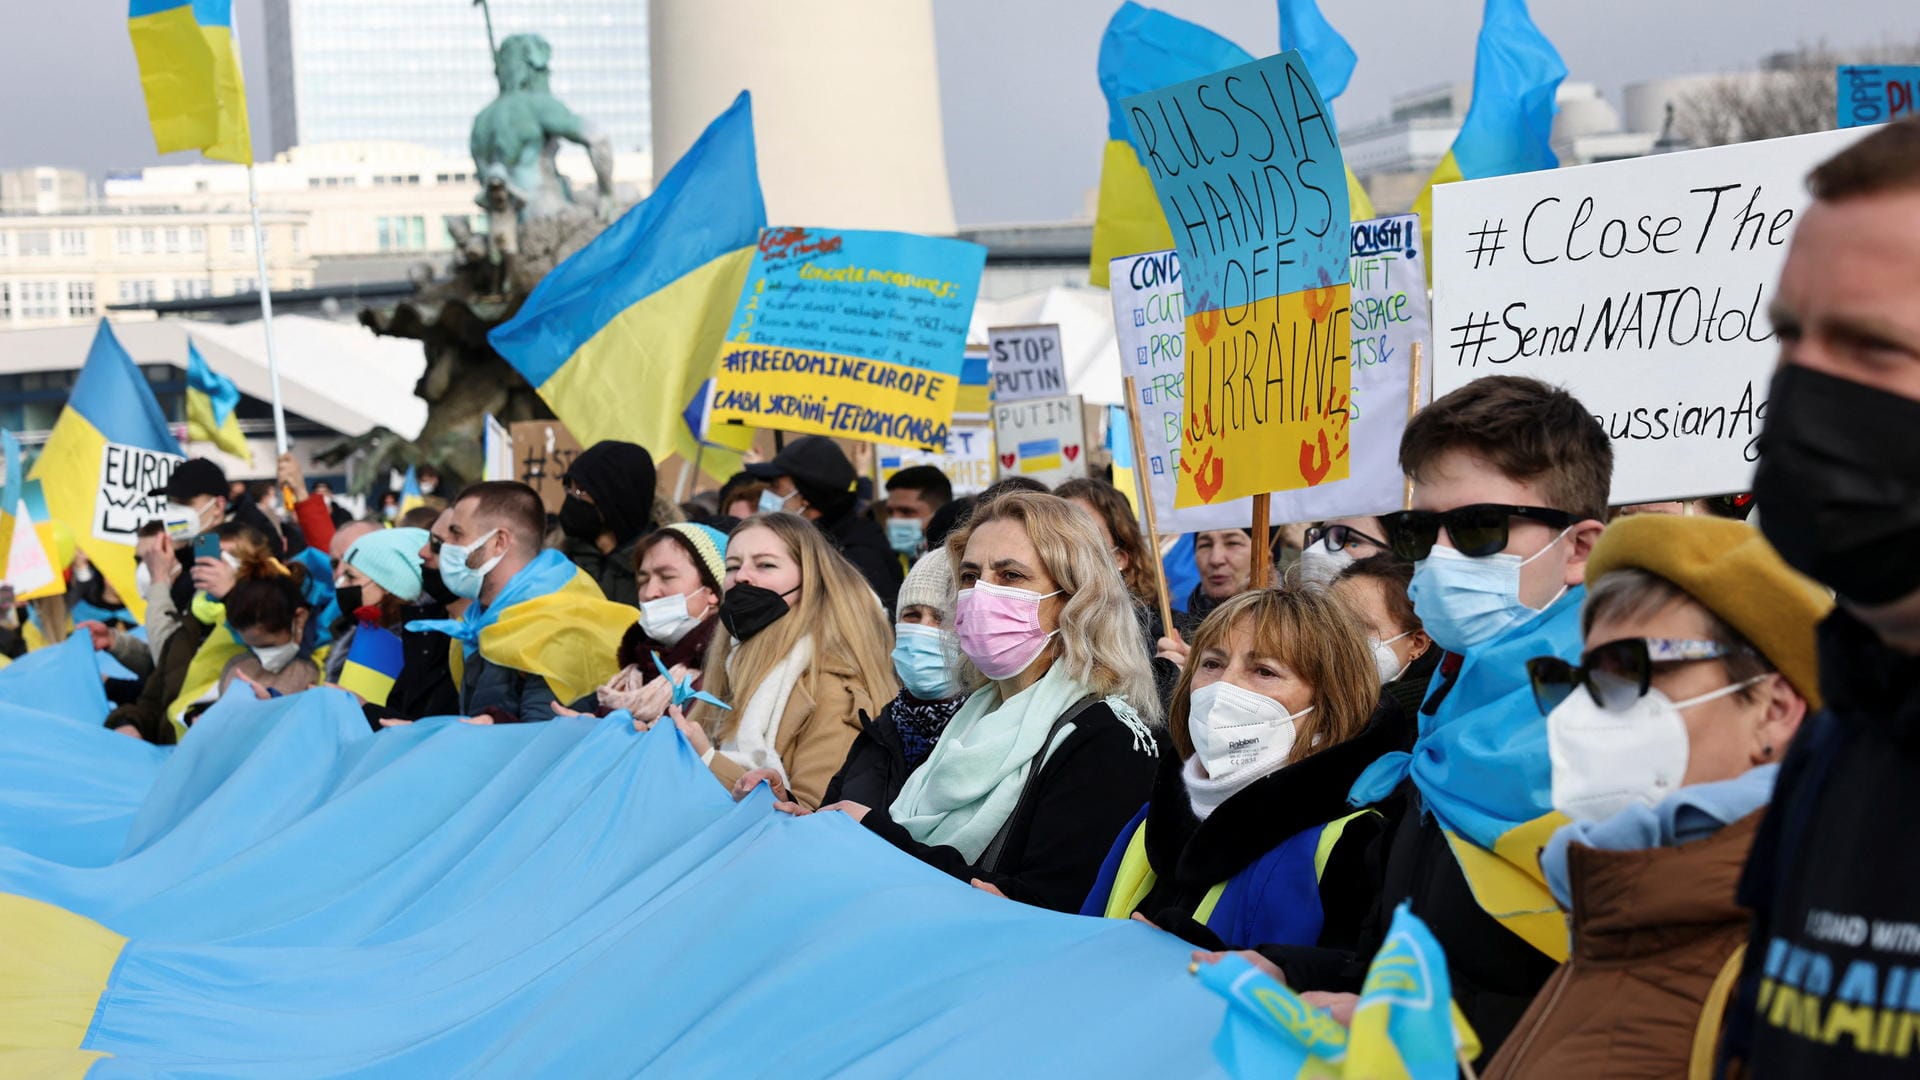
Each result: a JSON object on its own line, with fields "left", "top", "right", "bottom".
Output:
{"left": 945, "top": 491, "right": 1160, "bottom": 723}
{"left": 691, "top": 513, "right": 897, "bottom": 739}
{"left": 1166, "top": 587, "right": 1377, "bottom": 764}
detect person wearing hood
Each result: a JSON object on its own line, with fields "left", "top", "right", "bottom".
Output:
{"left": 1483, "top": 515, "right": 1827, "bottom": 1080}
{"left": 561, "top": 522, "right": 729, "bottom": 723}
{"left": 744, "top": 436, "right": 901, "bottom": 613}
{"left": 327, "top": 527, "right": 460, "bottom": 727}
{"left": 558, "top": 440, "right": 658, "bottom": 608}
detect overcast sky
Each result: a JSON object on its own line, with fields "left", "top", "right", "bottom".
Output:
{"left": 3, "top": 0, "right": 1913, "bottom": 223}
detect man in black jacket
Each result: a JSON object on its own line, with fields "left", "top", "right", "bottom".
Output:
{"left": 745, "top": 436, "right": 901, "bottom": 612}
{"left": 152, "top": 458, "right": 286, "bottom": 559}
{"left": 1721, "top": 117, "right": 1920, "bottom": 1080}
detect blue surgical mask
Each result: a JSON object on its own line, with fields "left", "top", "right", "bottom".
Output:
{"left": 759, "top": 489, "right": 793, "bottom": 515}
{"left": 892, "top": 623, "right": 962, "bottom": 701}
{"left": 439, "top": 528, "right": 504, "bottom": 601}
{"left": 887, "top": 517, "right": 924, "bottom": 555}
{"left": 1407, "top": 530, "right": 1570, "bottom": 652}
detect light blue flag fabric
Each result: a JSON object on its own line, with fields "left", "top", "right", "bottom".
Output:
{"left": 1278, "top": 0, "right": 1358, "bottom": 102}
{"left": 0, "top": 682, "right": 1236, "bottom": 1075}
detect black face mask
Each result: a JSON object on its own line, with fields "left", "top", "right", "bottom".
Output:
{"left": 419, "top": 566, "right": 459, "bottom": 607}
{"left": 719, "top": 583, "right": 796, "bottom": 643}
{"left": 334, "top": 585, "right": 365, "bottom": 616}
{"left": 1754, "top": 363, "right": 1920, "bottom": 606}
{"left": 558, "top": 495, "right": 604, "bottom": 542}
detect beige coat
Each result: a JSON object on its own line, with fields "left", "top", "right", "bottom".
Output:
{"left": 705, "top": 654, "right": 877, "bottom": 811}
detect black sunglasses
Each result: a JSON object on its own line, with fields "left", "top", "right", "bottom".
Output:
{"left": 1378, "top": 504, "right": 1577, "bottom": 561}
{"left": 1526, "top": 637, "right": 1751, "bottom": 715}
{"left": 1305, "top": 523, "right": 1389, "bottom": 555}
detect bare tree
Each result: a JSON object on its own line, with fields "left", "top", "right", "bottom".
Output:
{"left": 1676, "top": 42, "right": 1920, "bottom": 148}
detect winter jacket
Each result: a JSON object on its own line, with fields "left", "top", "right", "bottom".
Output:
{"left": 1722, "top": 609, "right": 1920, "bottom": 1080}
{"left": 459, "top": 649, "right": 558, "bottom": 726}
{"left": 819, "top": 509, "right": 901, "bottom": 614}
{"left": 705, "top": 653, "right": 881, "bottom": 811}
{"left": 361, "top": 599, "right": 460, "bottom": 726}
{"left": 822, "top": 692, "right": 966, "bottom": 809}
{"left": 1382, "top": 647, "right": 1442, "bottom": 718}
{"left": 294, "top": 493, "right": 337, "bottom": 557}
{"left": 863, "top": 701, "right": 1160, "bottom": 913}
{"left": 561, "top": 534, "right": 643, "bottom": 609}
{"left": 1485, "top": 812, "right": 1761, "bottom": 1080}
{"left": 1082, "top": 700, "right": 1412, "bottom": 953}
{"left": 104, "top": 612, "right": 207, "bottom": 745}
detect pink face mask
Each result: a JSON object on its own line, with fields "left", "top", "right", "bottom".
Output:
{"left": 954, "top": 581, "right": 1061, "bottom": 680}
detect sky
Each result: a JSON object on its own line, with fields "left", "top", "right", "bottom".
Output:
{"left": 2, "top": 0, "right": 1914, "bottom": 224}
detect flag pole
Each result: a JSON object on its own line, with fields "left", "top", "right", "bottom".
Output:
{"left": 245, "top": 164, "right": 289, "bottom": 458}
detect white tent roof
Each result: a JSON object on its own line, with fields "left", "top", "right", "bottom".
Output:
{"left": 969, "top": 286, "right": 1121, "bottom": 405}
{"left": 0, "top": 317, "right": 427, "bottom": 439}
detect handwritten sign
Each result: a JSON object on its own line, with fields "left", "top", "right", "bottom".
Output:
{"left": 992, "top": 394, "right": 1089, "bottom": 488}
{"left": 988, "top": 324, "right": 1067, "bottom": 403}
{"left": 93, "top": 443, "right": 183, "bottom": 546}
{"left": 1123, "top": 51, "right": 1354, "bottom": 509}
{"left": 879, "top": 423, "right": 995, "bottom": 497}
{"left": 510, "top": 419, "right": 583, "bottom": 514}
{"left": 1431, "top": 127, "right": 1868, "bottom": 503}
{"left": 1839, "top": 66, "right": 1920, "bottom": 128}
{"left": 710, "top": 227, "right": 986, "bottom": 450}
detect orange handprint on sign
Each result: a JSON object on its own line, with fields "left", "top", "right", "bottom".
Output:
{"left": 1299, "top": 430, "right": 1333, "bottom": 487}
{"left": 1192, "top": 306, "right": 1222, "bottom": 346}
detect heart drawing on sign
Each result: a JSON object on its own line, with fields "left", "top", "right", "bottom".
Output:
{"left": 1063, "top": 445, "right": 1080, "bottom": 462}
{"left": 1000, "top": 453, "right": 1017, "bottom": 469}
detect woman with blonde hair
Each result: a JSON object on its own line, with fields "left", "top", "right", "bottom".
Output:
{"left": 804, "top": 491, "right": 1161, "bottom": 913}
{"left": 677, "top": 513, "right": 896, "bottom": 810}
{"left": 1084, "top": 586, "right": 1412, "bottom": 955}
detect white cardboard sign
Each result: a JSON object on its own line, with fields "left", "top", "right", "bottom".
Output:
{"left": 1432, "top": 127, "right": 1872, "bottom": 503}
{"left": 93, "top": 443, "right": 183, "bottom": 546}
{"left": 987, "top": 324, "right": 1067, "bottom": 403}
{"left": 879, "top": 423, "right": 995, "bottom": 497}
{"left": 991, "top": 394, "right": 1089, "bottom": 488}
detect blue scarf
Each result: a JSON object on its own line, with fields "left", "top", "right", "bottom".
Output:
{"left": 406, "top": 549, "right": 580, "bottom": 656}
{"left": 1349, "top": 586, "right": 1586, "bottom": 851}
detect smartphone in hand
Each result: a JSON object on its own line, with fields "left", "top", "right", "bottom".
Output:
{"left": 193, "top": 533, "right": 223, "bottom": 563}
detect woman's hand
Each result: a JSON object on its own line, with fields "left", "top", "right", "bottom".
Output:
{"left": 816, "top": 800, "right": 870, "bottom": 824}
{"left": 458, "top": 714, "right": 496, "bottom": 725}
{"left": 667, "top": 703, "right": 711, "bottom": 757}
{"left": 277, "top": 452, "right": 309, "bottom": 502}
{"left": 1301, "top": 991, "right": 1359, "bottom": 1027}
{"left": 1155, "top": 632, "right": 1190, "bottom": 667}
{"left": 550, "top": 700, "right": 584, "bottom": 718}
{"left": 733, "top": 768, "right": 789, "bottom": 802}
{"left": 773, "top": 801, "right": 812, "bottom": 817}
{"left": 626, "top": 672, "right": 677, "bottom": 724}
{"left": 191, "top": 556, "right": 236, "bottom": 600}
{"left": 377, "top": 717, "right": 413, "bottom": 727}
{"left": 970, "top": 879, "right": 1007, "bottom": 899}
{"left": 76, "top": 620, "right": 115, "bottom": 651}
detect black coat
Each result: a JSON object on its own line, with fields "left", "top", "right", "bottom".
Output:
{"left": 361, "top": 600, "right": 460, "bottom": 726}
{"left": 561, "top": 534, "right": 643, "bottom": 609}
{"left": 823, "top": 694, "right": 964, "bottom": 809}
{"left": 863, "top": 700, "right": 1159, "bottom": 913}
{"left": 819, "top": 509, "right": 902, "bottom": 614}
{"left": 1128, "top": 699, "right": 1414, "bottom": 952}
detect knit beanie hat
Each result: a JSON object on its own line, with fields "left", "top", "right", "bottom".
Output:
{"left": 659, "top": 522, "right": 728, "bottom": 594}
{"left": 897, "top": 547, "right": 954, "bottom": 623}
{"left": 1585, "top": 515, "right": 1834, "bottom": 708}
{"left": 344, "top": 527, "right": 430, "bottom": 603}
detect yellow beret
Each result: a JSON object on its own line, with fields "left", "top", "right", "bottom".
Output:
{"left": 1586, "top": 515, "right": 1834, "bottom": 709}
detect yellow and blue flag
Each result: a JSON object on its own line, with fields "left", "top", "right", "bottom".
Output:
{"left": 339, "top": 624, "right": 404, "bottom": 707}
{"left": 1017, "top": 438, "right": 1064, "bottom": 475}
{"left": 1, "top": 431, "right": 64, "bottom": 602}
{"left": 490, "top": 92, "right": 765, "bottom": 480}
{"left": 1410, "top": 0, "right": 1566, "bottom": 270}
{"left": 1088, "top": 3, "right": 1252, "bottom": 288}
{"left": 956, "top": 346, "right": 991, "bottom": 418}
{"left": 31, "top": 321, "right": 184, "bottom": 623}
{"left": 683, "top": 380, "right": 758, "bottom": 453}
{"left": 1277, "top": 0, "right": 1376, "bottom": 221}
{"left": 127, "top": 0, "right": 252, "bottom": 164}
{"left": 399, "top": 466, "right": 425, "bottom": 516}
{"left": 1106, "top": 404, "right": 1140, "bottom": 521}
{"left": 185, "top": 339, "right": 249, "bottom": 461}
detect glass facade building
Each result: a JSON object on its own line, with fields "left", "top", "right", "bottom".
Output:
{"left": 263, "top": 0, "right": 649, "bottom": 160}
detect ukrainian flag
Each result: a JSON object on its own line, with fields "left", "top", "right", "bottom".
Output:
{"left": 127, "top": 0, "right": 252, "bottom": 164}
{"left": 1345, "top": 904, "right": 1482, "bottom": 1080}
{"left": 1278, "top": 0, "right": 1376, "bottom": 222}
{"left": 399, "top": 466, "right": 425, "bottom": 516}
{"left": 185, "top": 339, "right": 249, "bottom": 461}
{"left": 0, "top": 431, "right": 64, "bottom": 603}
{"left": 955, "top": 347, "right": 991, "bottom": 418}
{"left": 490, "top": 92, "right": 765, "bottom": 481}
{"left": 1088, "top": 4, "right": 1251, "bottom": 289}
{"left": 1410, "top": 0, "right": 1566, "bottom": 271}
{"left": 1106, "top": 404, "right": 1141, "bottom": 521}
{"left": 339, "top": 623, "right": 405, "bottom": 707}
{"left": 682, "top": 380, "right": 758, "bottom": 453}
{"left": 1018, "top": 438, "right": 1064, "bottom": 474}
{"left": 31, "top": 321, "right": 183, "bottom": 624}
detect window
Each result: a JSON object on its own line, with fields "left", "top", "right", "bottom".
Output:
{"left": 0, "top": 233, "right": 9, "bottom": 257}
{"left": 16, "top": 231, "right": 51, "bottom": 257}
{"left": 291, "top": 228, "right": 303, "bottom": 254}
{"left": 289, "top": 275, "right": 308, "bottom": 290}
{"left": 21, "top": 281, "right": 61, "bottom": 319}
{"left": 228, "top": 226, "right": 247, "bottom": 252}
{"left": 308, "top": 177, "right": 324, "bottom": 189}
{"left": 376, "top": 215, "right": 427, "bottom": 252}
{"left": 188, "top": 226, "right": 205, "bottom": 253}
{"left": 405, "top": 174, "right": 421, "bottom": 186}
{"left": 118, "top": 280, "right": 157, "bottom": 304}
{"left": 139, "top": 228, "right": 157, "bottom": 253}
{"left": 230, "top": 277, "right": 256, "bottom": 294}
{"left": 66, "top": 281, "right": 94, "bottom": 317}
{"left": 59, "top": 229, "right": 86, "bottom": 256}
{"left": 163, "top": 227, "right": 182, "bottom": 253}
{"left": 0, "top": 283, "right": 11, "bottom": 320}
{"left": 37, "top": 176, "right": 53, "bottom": 194}
{"left": 115, "top": 228, "right": 134, "bottom": 254}
{"left": 172, "top": 278, "right": 211, "bottom": 300}
{"left": 373, "top": 175, "right": 388, "bottom": 186}
{"left": 194, "top": 179, "right": 209, "bottom": 194}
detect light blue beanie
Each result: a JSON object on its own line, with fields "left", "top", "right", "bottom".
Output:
{"left": 345, "top": 527, "right": 429, "bottom": 602}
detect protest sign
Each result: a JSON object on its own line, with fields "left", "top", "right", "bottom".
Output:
{"left": 92, "top": 443, "right": 182, "bottom": 546}
{"left": 879, "top": 423, "right": 995, "bottom": 497}
{"left": 1122, "top": 51, "right": 1354, "bottom": 509}
{"left": 483, "top": 414, "right": 514, "bottom": 482}
{"left": 987, "top": 324, "right": 1067, "bottom": 402}
{"left": 1838, "top": 66, "right": 1919, "bottom": 128}
{"left": 955, "top": 345, "right": 991, "bottom": 421}
{"left": 1431, "top": 127, "right": 1867, "bottom": 503}
{"left": 992, "top": 394, "right": 1089, "bottom": 488}
{"left": 509, "top": 419, "right": 583, "bottom": 514}
{"left": 710, "top": 227, "right": 986, "bottom": 450}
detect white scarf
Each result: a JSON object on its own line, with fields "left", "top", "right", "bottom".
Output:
{"left": 1182, "top": 740, "right": 1298, "bottom": 820}
{"left": 717, "top": 635, "right": 812, "bottom": 783}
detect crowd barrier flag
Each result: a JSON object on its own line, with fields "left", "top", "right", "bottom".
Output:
{"left": 185, "top": 339, "right": 249, "bottom": 460}
{"left": 1409, "top": 0, "right": 1566, "bottom": 276}
{"left": 30, "top": 321, "right": 184, "bottom": 623}
{"left": 1088, "top": 3, "right": 1253, "bottom": 288}
{"left": 127, "top": 0, "right": 252, "bottom": 163}
{"left": 1278, "top": 0, "right": 1375, "bottom": 221}
{"left": 490, "top": 92, "right": 766, "bottom": 482}
{"left": 1, "top": 430, "right": 64, "bottom": 602}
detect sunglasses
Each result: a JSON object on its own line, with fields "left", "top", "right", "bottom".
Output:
{"left": 1378, "top": 504, "right": 1577, "bottom": 561}
{"left": 1526, "top": 637, "right": 1751, "bottom": 715}
{"left": 1305, "top": 523, "right": 1389, "bottom": 555}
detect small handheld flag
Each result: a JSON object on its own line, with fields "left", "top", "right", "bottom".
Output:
{"left": 339, "top": 624, "right": 405, "bottom": 708}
